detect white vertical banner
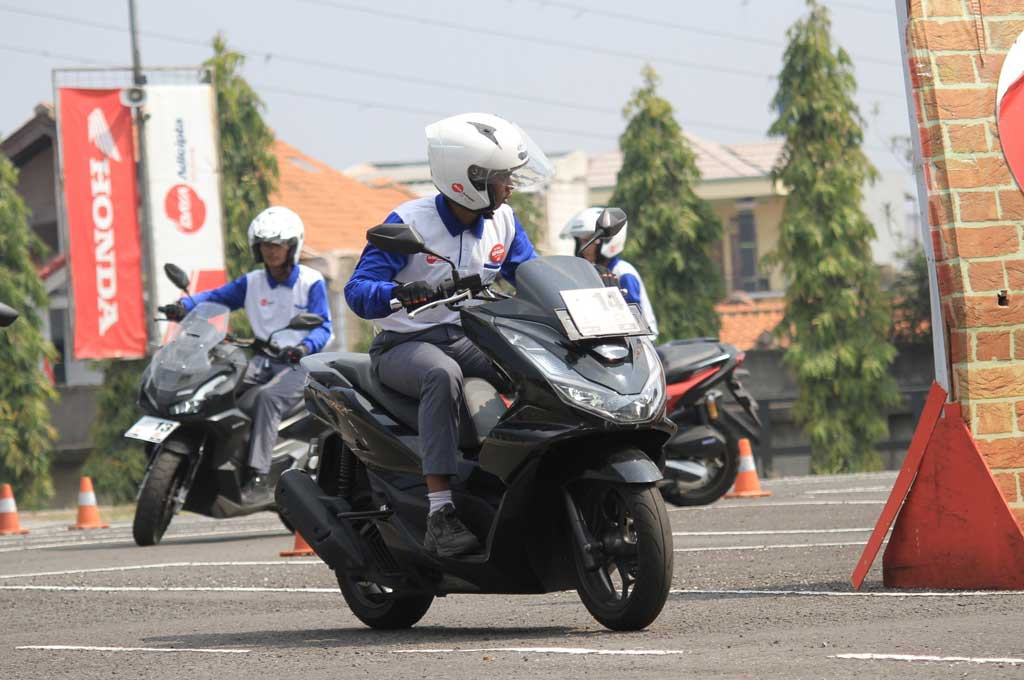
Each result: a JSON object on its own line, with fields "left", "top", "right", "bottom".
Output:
{"left": 142, "top": 84, "right": 227, "bottom": 338}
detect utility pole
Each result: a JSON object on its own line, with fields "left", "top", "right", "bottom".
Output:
{"left": 128, "top": 0, "right": 160, "bottom": 350}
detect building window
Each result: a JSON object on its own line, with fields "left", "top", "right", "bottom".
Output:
{"left": 730, "top": 200, "right": 766, "bottom": 292}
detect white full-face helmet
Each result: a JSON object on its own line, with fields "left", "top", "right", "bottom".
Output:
{"left": 426, "top": 112, "right": 555, "bottom": 213}
{"left": 559, "top": 207, "right": 628, "bottom": 260}
{"left": 248, "top": 206, "right": 305, "bottom": 265}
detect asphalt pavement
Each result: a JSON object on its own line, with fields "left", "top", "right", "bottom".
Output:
{"left": 3, "top": 471, "right": 1023, "bottom": 679}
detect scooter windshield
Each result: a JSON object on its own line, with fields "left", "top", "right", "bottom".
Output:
{"left": 513, "top": 255, "right": 606, "bottom": 316}
{"left": 151, "top": 302, "right": 229, "bottom": 391}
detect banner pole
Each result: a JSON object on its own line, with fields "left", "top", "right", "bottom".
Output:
{"left": 128, "top": 0, "right": 159, "bottom": 351}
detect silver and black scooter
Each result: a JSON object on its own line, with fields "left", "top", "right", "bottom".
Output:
{"left": 125, "top": 264, "right": 326, "bottom": 546}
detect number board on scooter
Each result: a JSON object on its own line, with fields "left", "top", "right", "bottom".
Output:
{"left": 559, "top": 287, "right": 645, "bottom": 338}
{"left": 125, "top": 416, "right": 181, "bottom": 443}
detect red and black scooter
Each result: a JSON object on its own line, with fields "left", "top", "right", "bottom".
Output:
{"left": 655, "top": 338, "right": 762, "bottom": 506}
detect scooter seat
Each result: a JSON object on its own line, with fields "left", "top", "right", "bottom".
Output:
{"left": 323, "top": 352, "right": 504, "bottom": 448}
{"left": 656, "top": 340, "right": 729, "bottom": 384}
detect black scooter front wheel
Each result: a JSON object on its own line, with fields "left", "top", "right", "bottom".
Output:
{"left": 132, "top": 451, "right": 187, "bottom": 546}
{"left": 337, "top": 573, "right": 434, "bottom": 629}
{"left": 571, "top": 483, "right": 673, "bottom": 631}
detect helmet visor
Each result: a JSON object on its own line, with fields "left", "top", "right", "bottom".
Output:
{"left": 470, "top": 125, "right": 555, "bottom": 191}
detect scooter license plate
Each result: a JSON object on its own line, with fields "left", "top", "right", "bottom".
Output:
{"left": 125, "top": 416, "right": 180, "bottom": 443}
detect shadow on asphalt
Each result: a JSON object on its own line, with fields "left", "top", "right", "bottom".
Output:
{"left": 142, "top": 625, "right": 614, "bottom": 649}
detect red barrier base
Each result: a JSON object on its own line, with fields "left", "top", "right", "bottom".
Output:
{"left": 852, "top": 382, "right": 1024, "bottom": 590}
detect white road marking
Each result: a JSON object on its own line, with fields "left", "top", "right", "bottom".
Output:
{"left": 0, "top": 527, "right": 286, "bottom": 553}
{"left": 0, "top": 584, "right": 336, "bottom": 594}
{"left": 805, "top": 486, "right": 890, "bottom": 495}
{"left": 834, "top": 652, "right": 1024, "bottom": 665}
{"left": 0, "top": 560, "right": 321, "bottom": 580}
{"left": 674, "top": 588, "right": 1024, "bottom": 598}
{"left": 391, "top": 647, "right": 687, "bottom": 656}
{"left": 669, "top": 500, "right": 883, "bottom": 511}
{"left": 674, "top": 540, "right": 869, "bottom": 552}
{"left": 18, "top": 645, "right": 250, "bottom": 654}
{"left": 767, "top": 472, "right": 896, "bottom": 485}
{"left": 673, "top": 528, "right": 872, "bottom": 536}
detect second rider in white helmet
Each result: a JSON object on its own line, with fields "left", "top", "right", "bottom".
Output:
{"left": 345, "top": 112, "right": 555, "bottom": 557}
{"left": 159, "top": 207, "right": 334, "bottom": 503}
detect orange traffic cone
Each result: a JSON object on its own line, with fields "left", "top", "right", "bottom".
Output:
{"left": 68, "top": 477, "right": 110, "bottom": 530}
{"left": 280, "top": 531, "right": 315, "bottom": 557}
{"left": 725, "top": 438, "right": 773, "bottom": 498}
{"left": 0, "top": 484, "right": 29, "bottom": 535}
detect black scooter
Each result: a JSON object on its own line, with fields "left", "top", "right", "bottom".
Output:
{"left": 126, "top": 264, "right": 326, "bottom": 546}
{"left": 656, "top": 339, "right": 762, "bottom": 506}
{"left": 279, "top": 209, "right": 676, "bottom": 632}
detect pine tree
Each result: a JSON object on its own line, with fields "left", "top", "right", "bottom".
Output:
{"left": 205, "top": 34, "right": 279, "bottom": 281}
{"left": 767, "top": 0, "right": 900, "bottom": 473}
{"left": 610, "top": 66, "right": 722, "bottom": 340}
{"left": 86, "top": 35, "right": 279, "bottom": 502}
{"left": 0, "top": 155, "right": 57, "bottom": 507}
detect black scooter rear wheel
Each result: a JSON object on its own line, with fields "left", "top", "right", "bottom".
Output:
{"left": 572, "top": 483, "right": 673, "bottom": 631}
{"left": 337, "top": 574, "right": 434, "bottom": 629}
{"left": 132, "top": 451, "right": 187, "bottom": 546}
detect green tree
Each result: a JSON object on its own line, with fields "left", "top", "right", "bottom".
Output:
{"left": 0, "top": 155, "right": 58, "bottom": 507}
{"left": 86, "top": 35, "right": 279, "bottom": 502}
{"left": 610, "top": 66, "right": 722, "bottom": 340}
{"left": 767, "top": 0, "right": 900, "bottom": 473}
{"left": 889, "top": 242, "right": 932, "bottom": 345}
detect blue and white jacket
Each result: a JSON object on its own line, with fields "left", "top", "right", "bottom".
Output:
{"left": 345, "top": 194, "right": 536, "bottom": 334}
{"left": 608, "top": 256, "right": 659, "bottom": 338}
{"left": 182, "top": 264, "right": 334, "bottom": 353}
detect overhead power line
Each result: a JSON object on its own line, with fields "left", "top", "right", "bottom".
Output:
{"left": 298, "top": 0, "right": 902, "bottom": 99}
{"left": 511, "top": 0, "right": 899, "bottom": 67}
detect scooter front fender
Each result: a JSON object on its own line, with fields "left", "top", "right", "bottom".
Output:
{"left": 577, "top": 448, "right": 663, "bottom": 485}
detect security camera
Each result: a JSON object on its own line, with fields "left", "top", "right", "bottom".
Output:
{"left": 120, "top": 87, "right": 146, "bottom": 108}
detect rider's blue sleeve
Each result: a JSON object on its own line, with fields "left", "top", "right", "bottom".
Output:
{"left": 301, "top": 279, "right": 333, "bottom": 354}
{"left": 619, "top": 273, "right": 643, "bottom": 306}
{"left": 344, "top": 212, "right": 408, "bottom": 319}
{"left": 499, "top": 214, "right": 537, "bottom": 287}
{"left": 181, "top": 274, "right": 248, "bottom": 312}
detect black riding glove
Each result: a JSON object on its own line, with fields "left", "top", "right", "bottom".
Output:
{"left": 281, "top": 344, "right": 308, "bottom": 364}
{"left": 395, "top": 280, "right": 434, "bottom": 309}
{"left": 158, "top": 301, "right": 187, "bottom": 321}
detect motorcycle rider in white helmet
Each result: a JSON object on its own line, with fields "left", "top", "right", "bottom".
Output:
{"left": 345, "top": 112, "right": 554, "bottom": 557}
{"left": 561, "top": 207, "right": 659, "bottom": 338}
{"left": 159, "top": 206, "right": 333, "bottom": 503}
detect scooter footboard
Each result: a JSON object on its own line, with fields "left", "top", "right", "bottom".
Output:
{"left": 275, "top": 469, "right": 369, "bottom": 571}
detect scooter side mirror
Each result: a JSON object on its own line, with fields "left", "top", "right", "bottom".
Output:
{"left": 0, "top": 302, "right": 18, "bottom": 327}
{"left": 367, "top": 223, "right": 426, "bottom": 255}
{"left": 595, "top": 207, "right": 627, "bottom": 238}
{"left": 287, "top": 312, "right": 325, "bottom": 331}
{"left": 164, "top": 263, "right": 191, "bottom": 292}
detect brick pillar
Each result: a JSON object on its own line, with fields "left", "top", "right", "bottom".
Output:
{"left": 907, "top": 0, "right": 1024, "bottom": 520}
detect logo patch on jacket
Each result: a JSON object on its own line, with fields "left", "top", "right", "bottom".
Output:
{"left": 425, "top": 254, "right": 439, "bottom": 265}
{"left": 489, "top": 243, "right": 505, "bottom": 264}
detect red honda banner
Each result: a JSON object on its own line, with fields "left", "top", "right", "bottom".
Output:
{"left": 58, "top": 88, "right": 146, "bottom": 359}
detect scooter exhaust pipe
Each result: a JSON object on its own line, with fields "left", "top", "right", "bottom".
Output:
{"left": 663, "top": 459, "right": 711, "bottom": 491}
{"left": 275, "top": 469, "right": 369, "bottom": 570}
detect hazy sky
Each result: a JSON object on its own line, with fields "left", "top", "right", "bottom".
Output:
{"left": 1, "top": 0, "right": 912, "bottom": 178}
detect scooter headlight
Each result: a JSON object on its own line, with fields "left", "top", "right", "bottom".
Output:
{"left": 169, "top": 374, "right": 229, "bottom": 416}
{"left": 497, "top": 325, "right": 665, "bottom": 423}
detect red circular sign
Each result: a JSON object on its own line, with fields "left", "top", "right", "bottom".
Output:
{"left": 164, "top": 184, "right": 207, "bottom": 234}
{"left": 451, "top": 182, "right": 464, "bottom": 193}
{"left": 489, "top": 243, "right": 505, "bottom": 263}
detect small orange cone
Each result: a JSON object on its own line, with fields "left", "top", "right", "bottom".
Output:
{"left": 725, "top": 438, "right": 772, "bottom": 498}
{"left": 0, "top": 483, "right": 29, "bottom": 535}
{"left": 68, "top": 477, "right": 110, "bottom": 530}
{"left": 280, "top": 531, "right": 315, "bottom": 557}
